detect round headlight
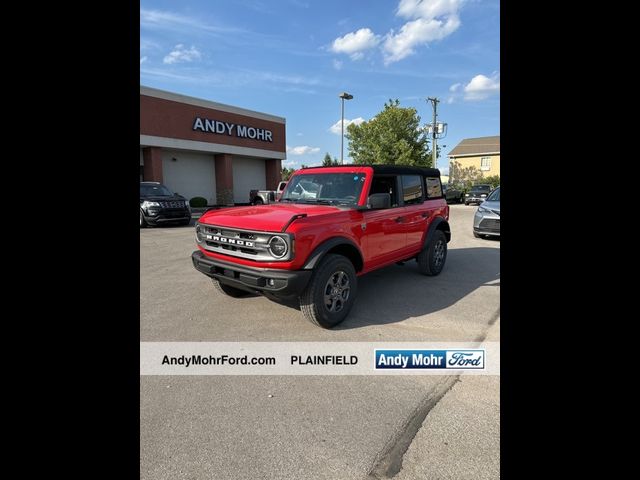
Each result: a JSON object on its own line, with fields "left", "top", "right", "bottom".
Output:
{"left": 195, "top": 224, "right": 203, "bottom": 242}
{"left": 268, "top": 236, "right": 288, "bottom": 258}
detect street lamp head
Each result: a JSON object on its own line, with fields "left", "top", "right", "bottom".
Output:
{"left": 339, "top": 92, "right": 353, "bottom": 100}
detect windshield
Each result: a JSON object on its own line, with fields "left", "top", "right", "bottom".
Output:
{"left": 486, "top": 187, "right": 500, "bottom": 202}
{"left": 280, "top": 173, "right": 367, "bottom": 206}
{"left": 140, "top": 184, "right": 174, "bottom": 197}
{"left": 471, "top": 185, "right": 491, "bottom": 193}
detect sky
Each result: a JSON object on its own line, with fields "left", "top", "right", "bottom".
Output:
{"left": 140, "top": 0, "right": 500, "bottom": 174}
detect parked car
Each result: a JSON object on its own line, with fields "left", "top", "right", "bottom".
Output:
{"left": 192, "top": 165, "right": 451, "bottom": 328}
{"left": 250, "top": 181, "right": 288, "bottom": 205}
{"left": 442, "top": 184, "right": 464, "bottom": 203}
{"left": 473, "top": 186, "right": 500, "bottom": 238}
{"left": 464, "top": 184, "right": 492, "bottom": 205}
{"left": 140, "top": 182, "right": 191, "bottom": 227}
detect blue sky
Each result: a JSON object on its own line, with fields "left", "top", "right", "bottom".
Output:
{"left": 140, "top": 0, "right": 499, "bottom": 174}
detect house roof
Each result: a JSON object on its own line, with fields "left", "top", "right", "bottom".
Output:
{"left": 448, "top": 136, "right": 500, "bottom": 157}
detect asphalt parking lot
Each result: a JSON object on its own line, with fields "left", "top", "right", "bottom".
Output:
{"left": 140, "top": 204, "right": 500, "bottom": 479}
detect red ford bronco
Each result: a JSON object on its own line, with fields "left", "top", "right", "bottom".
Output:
{"left": 192, "top": 165, "right": 450, "bottom": 328}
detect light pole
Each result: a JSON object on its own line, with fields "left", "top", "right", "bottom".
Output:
{"left": 339, "top": 92, "right": 353, "bottom": 164}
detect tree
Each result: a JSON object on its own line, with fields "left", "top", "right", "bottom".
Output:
{"left": 281, "top": 167, "right": 295, "bottom": 181}
{"left": 482, "top": 175, "right": 501, "bottom": 189}
{"left": 322, "top": 152, "right": 339, "bottom": 166}
{"left": 346, "top": 99, "right": 431, "bottom": 166}
{"left": 449, "top": 160, "right": 482, "bottom": 190}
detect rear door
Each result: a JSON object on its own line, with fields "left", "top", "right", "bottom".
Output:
{"left": 400, "top": 175, "right": 430, "bottom": 251}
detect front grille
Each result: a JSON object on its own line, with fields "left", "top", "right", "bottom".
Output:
{"left": 479, "top": 218, "right": 500, "bottom": 233}
{"left": 198, "top": 224, "right": 291, "bottom": 261}
{"left": 159, "top": 200, "right": 186, "bottom": 208}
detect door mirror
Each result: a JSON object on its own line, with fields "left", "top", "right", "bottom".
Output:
{"left": 368, "top": 193, "right": 391, "bottom": 209}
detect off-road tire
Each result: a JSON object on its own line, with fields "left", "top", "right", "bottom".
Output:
{"left": 299, "top": 254, "right": 357, "bottom": 328}
{"left": 211, "top": 278, "right": 248, "bottom": 298}
{"left": 417, "top": 230, "right": 447, "bottom": 276}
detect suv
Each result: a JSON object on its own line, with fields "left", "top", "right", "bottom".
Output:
{"left": 140, "top": 182, "right": 191, "bottom": 227}
{"left": 464, "top": 184, "right": 492, "bottom": 205}
{"left": 192, "top": 165, "right": 451, "bottom": 328}
{"left": 442, "top": 184, "right": 464, "bottom": 203}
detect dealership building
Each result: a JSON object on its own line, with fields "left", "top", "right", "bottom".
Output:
{"left": 140, "top": 86, "right": 286, "bottom": 205}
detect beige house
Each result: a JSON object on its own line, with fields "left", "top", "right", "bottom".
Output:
{"left": 448, "top": 135, "right": 500, "bottom": 177}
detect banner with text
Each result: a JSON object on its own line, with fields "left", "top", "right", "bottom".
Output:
{"left": 141, "top": 342, "right": 500, "bottom": 375}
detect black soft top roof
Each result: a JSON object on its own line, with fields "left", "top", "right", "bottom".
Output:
{"left": 300, "top": 164, "right": 441, "bottom": 177}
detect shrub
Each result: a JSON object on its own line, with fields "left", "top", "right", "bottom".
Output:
{"left": 189, "top": 197, "right": 208, "bottom": 208}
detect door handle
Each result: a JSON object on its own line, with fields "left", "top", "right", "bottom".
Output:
{"left": 395, "top": 216, "right": 404, "bottom": 223}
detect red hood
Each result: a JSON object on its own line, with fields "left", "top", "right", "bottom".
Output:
{"left": 198, "top": 203, "right": 343, "bottom": 232}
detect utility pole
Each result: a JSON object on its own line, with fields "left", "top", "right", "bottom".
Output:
{"left": 427, "top": 97, "right": 439, "bottom": 169}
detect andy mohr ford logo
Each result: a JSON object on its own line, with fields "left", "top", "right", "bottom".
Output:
{"left": 374, "top": 349, "right": 485, "bottom": 369}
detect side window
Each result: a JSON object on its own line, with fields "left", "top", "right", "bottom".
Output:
{"left": 401, "top": 175, "right": 423, "bottom": 205}
{"left": 369, "top": 175, "right": 399, "bottom": 208}
{"left": 425, "top": 177, "right": 443, "bottom": 198}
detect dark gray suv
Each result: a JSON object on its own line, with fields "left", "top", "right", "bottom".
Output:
{"left": 464, "top": 184, "right": 492, "bottom": 205}
{"left": 140, "top": 182, "right": 191, "bottom": 227}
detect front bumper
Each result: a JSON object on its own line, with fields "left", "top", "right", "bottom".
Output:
{"left": 465, "top": 196, "right": 487, "bottom": 204}
{"left": 473, "top": 211, "right": 500, "bottom": 236}
{"left": 191, "top": 250, "right": 312, "bottom": 296}
{"left": 144, "top": 209, "right": 191, "bottom": 224}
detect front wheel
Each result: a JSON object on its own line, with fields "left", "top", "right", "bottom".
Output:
{"left": 299, "top": 254, "right": 357, "bottom": 328}
{"left": 417, "top": 230, "right": 447, "bottom": 276}
{"left": 140, "top": 210, "right": 147, "bottom": 228}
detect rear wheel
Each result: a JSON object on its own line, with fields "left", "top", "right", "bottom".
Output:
{"left": 417, "top": 230, "right": 447, "bottom": 276}
{"left": 253, "top": 197, "right": 264, "bottom": 205}
{"left": 211, "top": 278, "right": 248, "bottom": 298}
{"left": 299, "top": 254, "right": 357, "bottom": 328}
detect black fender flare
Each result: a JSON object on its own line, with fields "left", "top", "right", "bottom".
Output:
{"left": 422, "top": 217, "right": 451, "bottom": 250}
{"left": 302, "top": 237, "right": 364, "bottom": 271}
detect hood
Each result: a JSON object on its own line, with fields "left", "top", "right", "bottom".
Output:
{"left": 140, "top": 195, "right": 186, "bottom": 202}
{"left": 479, "top": 200, "right": 500, "bottom": 214}
{"left": 199, "top": 203, "right": 344, "bottom": 232}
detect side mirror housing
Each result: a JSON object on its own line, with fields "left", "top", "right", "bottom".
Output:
{"left": 367, "top": 193, "right": 391, "bottom": 209}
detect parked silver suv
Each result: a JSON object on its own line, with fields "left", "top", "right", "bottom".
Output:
{"left": 473, "top": 186, "right": 500, "bottom": 238}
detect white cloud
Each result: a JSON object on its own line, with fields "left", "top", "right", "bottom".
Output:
{"left": 163, "top": 44, "right": 202, "bottom": 64}
{"left": 286, "top": 145, "right": 321, "bottom": 155}
{"left": 463, "top": 73, "right": 500, "bottom": 100}
{"left": 397, "top": 0, "right": 463, "bottom": 19}
{"left": 331, "top": 28, "right": 380, "bottom": 60}
{"left": 329, "top": 117, "right": 365, "bottom": 134}
{"left": 140, "top": 56, "right": 148, "bottom": 64}
{"left": 383, "top": 0, "right": 463, "bottom": 65}
{"left": 332, "top": 59, "right": 344, "bottom": 70}
{"left": 447, "top": 73, "right": 500, "bottom": 102}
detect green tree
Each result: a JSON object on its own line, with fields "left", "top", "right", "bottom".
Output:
{"left": 346, "top": 99, "right": 431, "bottom": 166}
{"left": 281, "top": 167, "right": 295, "bottom": 181}
{"left": 482, "top": 175, "right": 501, "bottom": 189}
{"left": 449, "top": 160, "right": 482, "bottom": 190}
{"left": 322, "top": 152, "right": 339, "bottom": 166}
